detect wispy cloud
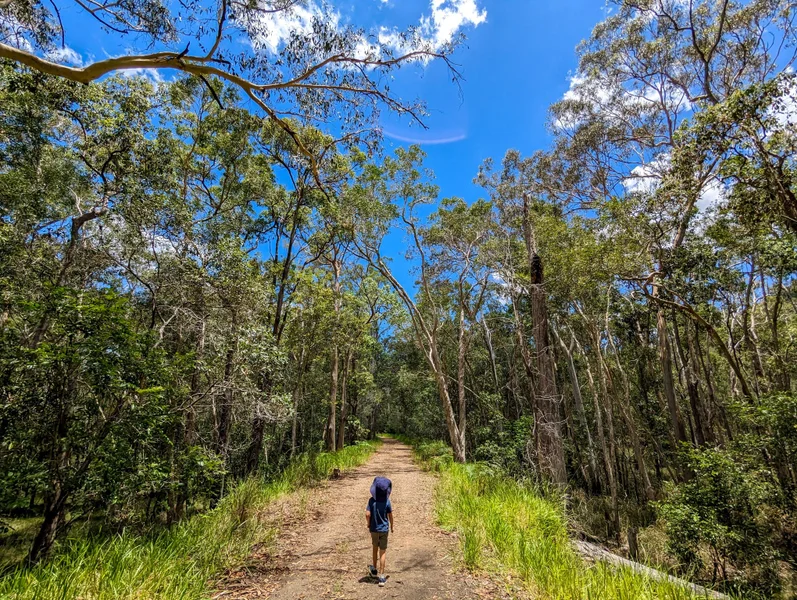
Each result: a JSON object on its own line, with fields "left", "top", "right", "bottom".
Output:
{"left": 241, "top": 0, "right": 486, "bottom": 59}
{"left": 46, "top": 46, "right": 84, "bottom": 67}
{"left": 243, "top": 3, "right": 340, "bottom": 54}
{"left": 120, "top": 68, "right": 164, "bottom": 84}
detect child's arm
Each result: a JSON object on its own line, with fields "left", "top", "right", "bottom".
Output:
{"left": 365, "top": 509, "right": 371, "bottom": 529}
{"left": 388, "top": 511, "right": 394, "bottom": 533}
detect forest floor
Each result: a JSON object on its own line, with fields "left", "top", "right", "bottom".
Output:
{"left": 213, "top": 437, "right": 520, "bottom": 600}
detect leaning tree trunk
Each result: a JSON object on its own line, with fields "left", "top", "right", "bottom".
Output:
{"left": 554, "top": 326, "right": 599, "bottom": 492}
{"left": 656, "top": 304, "right": 689, "bottom": 446}
{"left": 602, "top": 310, "right": 657, "bottom": 502}
{"left": 578, "top": 336, "right": 620, "bottom": 538}
{"left": 27, "top": 485, "right": 68, "bottom": 564}
{"left": 456, "top": 307, "right": 468, "bottom": 456}
{"left": 28, "top": 406, "right": 71, "bottom": 564}
{"left": 431, "top": 344, "right": 466, "bottom": 463}
{"left": 290, "top": 347, "right": 307, "bottom": 458}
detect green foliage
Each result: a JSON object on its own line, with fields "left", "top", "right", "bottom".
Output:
{"left": 472, "top": 416, "right": 535, "bottom": 476}
{"left": 0, "top": 441, "right": 379, "bottom": 599}
{"left": 424, "top": 451, "right": 699, "bottom": 599}
{"left": 659, "top": 393, "right": 797, "bottom": 597}
{"left": 406, "top": 438, "right": 454, "bottom": 472}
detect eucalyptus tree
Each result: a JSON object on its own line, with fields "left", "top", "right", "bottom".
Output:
{"left": 0, "top": 0, "right": 468, "bottom": 177}
{"left": 1, "top": 68, "right": 284, "bottom": 560}
{"left": 245, "top": 122, "right": 342, "bottom": 469}
{"left": 477, "top": 150, "right": 568, "bottom": 485}
{"left": 0, "top": 68, "right": 168, "bottom": 562}
{"left": 419, "top": 197, "right": 494, "bottom": 462}
{"left": 351, "top": 146, "right": 473, "bottom": 462}
{"left": 544, "top": 0, "right": 797, "bottom": 455}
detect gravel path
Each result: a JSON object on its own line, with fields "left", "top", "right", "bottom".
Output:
{"left": 216, "top": 438, "right": 508, "bottom": 599}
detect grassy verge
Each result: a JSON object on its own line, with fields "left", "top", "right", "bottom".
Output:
{"left": 404, "top": 438, "right": 703, "bottom": 600}
{"left": 0, "top": 440, "right": 379, "bottom": 600}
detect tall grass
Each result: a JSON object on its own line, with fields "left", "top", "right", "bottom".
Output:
{"left": 0, "top": 440, "right": 378, "bottom": 600}
{"left": 410, "top": 440, "right": 706, "bottom": 600}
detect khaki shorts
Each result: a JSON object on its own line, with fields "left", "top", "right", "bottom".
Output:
{"left": 370, "top": 531, "right": 389, "bottom": 550}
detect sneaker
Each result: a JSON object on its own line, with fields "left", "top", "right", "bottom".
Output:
{"left": 378, "top": 576, "right": 386, "bottom": 587}
{"left": 368, "top": 565, "right": 378, "bottom": 578}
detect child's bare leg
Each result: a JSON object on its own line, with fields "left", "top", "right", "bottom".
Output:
{"left": 372, "top": 544, "right": 378, "bottom": 570}
{"left": 379, "top": 547, "right": 387, "bottom": 575}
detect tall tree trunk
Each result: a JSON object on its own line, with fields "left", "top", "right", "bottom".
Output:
{"left": 217, "top": 346, "right": 235, "bottom": 459}
{"left": 456, "top": 307, "right": 468, "bottom": 451}
{"left": 290, "top": 347, "right": 307, "bottom": 459}
{"left": 431, "top": 344, "right": 466, "bottom": 463}
{"left": 761, "top": 266, "right": 790, "bottom": 391}
{"left": 326, "top": 345, "right": 339, "bottom": 452}
{"left": 480, "top": 316, "right": 501, "bottom": 397}
{"left": 601, "top": 308, "right": 656, "bottom": 502}
{"left": 553, "top": 325, "right": 598, "bottom": 492}
{"left": 671, "top": 311, "right": 705, "bottom": 448}
{"left": 742, "top": 260, "right": 766, "bottom": 395}
{"left": 686, "top": 322, "right": 715, "bottom": 446}
{"left": 577, "top": 335, "right": 619, "bottom": 538}
{"left": 27, "top": 486, "right": 67, "bottom": 564}
{"left": 27, "top": 403, "right": 71, "bottom": 564}
{"left": 326, "top": 257, "right": 342, "bottom": 452}
{"left": 656, "top": 304, "right": 688, "bottom": 445}
{"left": 511, "top": 295, "right": 537, "bottom": 413}
{"left": 337, "top": 350, "right": 352, "bottom": 451}
{"left": 523, "top": 195, "right": 566, "bottom": 485}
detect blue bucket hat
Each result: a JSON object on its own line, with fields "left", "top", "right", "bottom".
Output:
{"left": 370, "top": 476, "right": 392, "bottom": 501}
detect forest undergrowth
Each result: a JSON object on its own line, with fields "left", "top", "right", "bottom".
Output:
{"left": 403, "top": 438, "right": 716, "bottom": 600}
{"left": 0, "top": 441, "right": 378, "bottom": 600}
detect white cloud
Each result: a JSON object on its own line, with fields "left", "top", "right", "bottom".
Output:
{"left": 562, "top": 74, "right": 611, "bottom": 104}
{"left": 377, "top": 0, "right": 487, "bottom": 58}
{"left": 623, "top": 154, "right": 726, "bottom": 215}
{"left": 770, "top": 70, "right": 797, "bottom": 130}
{"left": 553, "top": 72, "right": 692, "bottom": 130}
{"left": 0, "top": 14, "right": 33, "bottom": 52}
{"left": 243, "top": 3, "right": 339, "bottom": 54}
{"left": 420, "top": 0, "right": 487, "bottom": 50}
{"left": 120, "top": 68, "right": 164, "bottom": 84}
{"left": 46, "top": 46, "right": 84, "bottom": 67}
{"left": 695, "top": 178, "right": 725, "bottom": 213}
{"left": 239, "top": 0, "right": 485, "bottom": 66}
{"left": 623, "top": 83, "right": 692, "bottom": 113}
{"left": 352, "top": 36, "right": 381, "bottom": 61}
{"left": 623, "top": 154, "right": 671, "bottom": 195}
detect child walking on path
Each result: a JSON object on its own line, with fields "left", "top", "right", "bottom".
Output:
{"left": 366, "top": 476, "right": 394, "bottom": 587}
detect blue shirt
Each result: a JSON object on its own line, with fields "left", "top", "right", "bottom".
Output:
{"left": 366, "top": 497, "right": 392, "bottom": 533}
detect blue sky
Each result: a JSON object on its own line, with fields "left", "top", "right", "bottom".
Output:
{"left": 369, "top": 1, "right": 607, "bottom": 288}
{"left": 31, "top": 0, "right": 608, "bottom": 288}
{"left": 47, "top": 0, "right": 605, "bottom": 198}
{"left": 376, "top": 1, "right": 605, "bottom": 201}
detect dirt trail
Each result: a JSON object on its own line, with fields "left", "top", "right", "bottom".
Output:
{"left": 217, "top": 438, "right": 505, "bottom": 599}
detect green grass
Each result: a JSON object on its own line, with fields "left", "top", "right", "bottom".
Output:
{"left": 0, "top": 440, "right": 379, "bottom": 600}
{"left": 407, "top": 439, "right": 705, "bottom": 600}
{"left": 0, "top": 519, "right": 41, "bottom": 569}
